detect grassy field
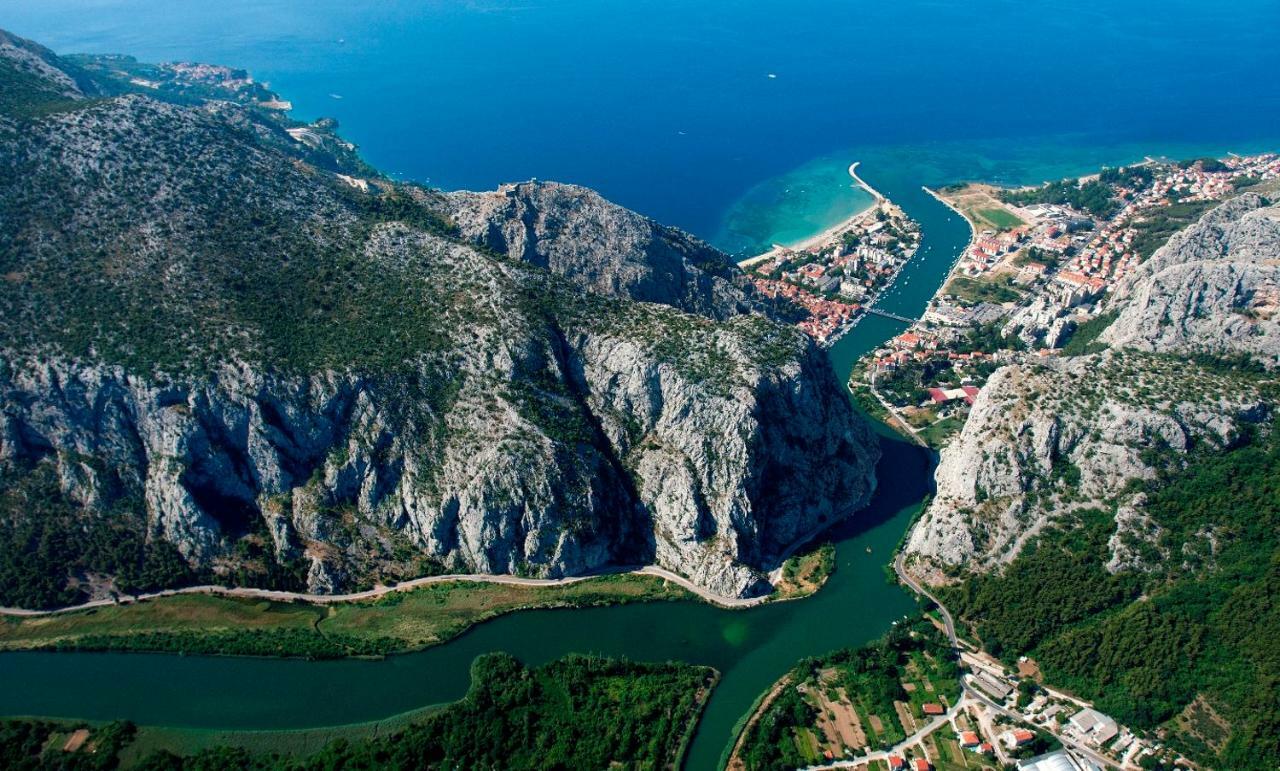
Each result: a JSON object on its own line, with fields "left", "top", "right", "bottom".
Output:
{"left": 975, "top": 206, "right": 1024, "bottom": 230}
{"left": 946, "top": 275, "right": 1023, "bottom": 306}
{"left": 0, "top": 574, "right": 693, "bottom": 657}
{"left": 939, "top": 184, "right": 1025, "bottom": 232}
{"left": 919, "top": 416, "right": 965, "bottom": 448}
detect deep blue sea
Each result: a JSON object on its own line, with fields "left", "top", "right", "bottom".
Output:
{"left": 6, "top": 0, "right": 1280, "bottom": 256}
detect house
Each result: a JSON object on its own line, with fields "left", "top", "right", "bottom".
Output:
{"left": 894, "top": 332, "right": 922, "bottom": 349}
{"left": 1002, "top": 728, "right": 1035, "bottom": 747}
{"left": 888, "top": 755, "right": 906, "bottom": 770}
{"left": 979, "top": 742, "right": 994, "bottom": 754}
{"left": 913, "top": 758, "right": 932, "bottom": 771}
{"left": 926, "top": 387, "right": 977, "bottom": 406}
{"left": 922, "top": 702, "right": 945, "bottom": 716}
{"left": 960, "top": 731, "right": 981, "bottom": 747}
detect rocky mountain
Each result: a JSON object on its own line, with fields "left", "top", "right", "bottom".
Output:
{"left": 906, "top": 193, "right": 1280, "bottom": 580}
{"left": 1101, "top": 193, "right": 1280, "bottom": 366}
{"left": 0, "top": 31, "right": 879, "bottom": 605}
{"left": 903, "top": 191, "right": 1280, "bottom": 769}
{"left": 905, "top": 350, "right": 1269, "bottom": 577}
{"left": 447, "top": 182, "right": 763, "bottom": 320}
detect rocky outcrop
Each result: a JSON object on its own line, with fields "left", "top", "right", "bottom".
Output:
{"left": 905, "top": 194, "right": 1280, "bottom": 584}
{"left": 448, "top": 182, "right": 759, "bottom": 319}
{"left": 1101, "top": 194, "right": 1280, "bottom": 366}
{"left": 0, "top": 32, "right": 879, "bottom": 601}
{"left": 904, "top": 351, "right": 1268, "bottom": 581}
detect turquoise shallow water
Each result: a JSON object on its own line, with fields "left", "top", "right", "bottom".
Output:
{"left": 6, "top": 1, "right": 1280, "bottom": 239}
{"left": 1, "top": 2, "right": 1279, "bottom": 768}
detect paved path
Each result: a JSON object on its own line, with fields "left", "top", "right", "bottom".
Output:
{"left": 893, "top": 554, "right": 1122, "bottom": 770}
{"left": 863, "top": 376, "right": 927, "bottom": 447}
{"left": 0, "top": 564, "right": 769, "bottom": 618}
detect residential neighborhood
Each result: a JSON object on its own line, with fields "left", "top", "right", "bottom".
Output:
{"left": 852, "top": 152, "right": 1280, "bottom": 448}
{"left": 745, "top": 193, "right": 922, "bottom": 343}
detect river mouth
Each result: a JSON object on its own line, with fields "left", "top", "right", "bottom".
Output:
{"left": 0, "top": 148, "right": 1188, "bottom": 767}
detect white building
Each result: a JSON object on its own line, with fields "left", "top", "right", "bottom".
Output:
{"left": 1069, "top": 708, "right": 1119, "bottom": 746}
{"left": 1017, "top": 749, "right": 1103, "bottom": 771}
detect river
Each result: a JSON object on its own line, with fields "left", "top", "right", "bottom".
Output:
{"left": 0, "top": 165, "right": 971, "bottom": 771}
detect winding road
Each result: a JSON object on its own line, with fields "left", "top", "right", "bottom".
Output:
{"left": 0, "top": 564, "right": 771, "bottom": 618}
{"left": 801, "top": 554, "right": 1122, "bottom": 770}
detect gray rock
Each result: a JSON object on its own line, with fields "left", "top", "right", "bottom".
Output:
{"left": 447, "top": 182, "right": 760, "bottom": 319}
{"left": 1102, "top": 194, "right": 1280, "bottom": 367}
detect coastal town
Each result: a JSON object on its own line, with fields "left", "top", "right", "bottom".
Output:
{"left": 853, "top": 152, "right": 1280, "bottom": 447}
{"left": 741, "top": 165, "right": 922, "bottom": 343}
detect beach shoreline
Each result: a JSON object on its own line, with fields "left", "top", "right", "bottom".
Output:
{"left": 737, "top": 162, "right": 882, "bottom": 267}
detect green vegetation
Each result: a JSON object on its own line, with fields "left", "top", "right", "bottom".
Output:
{"left": 0, "top": 654, "right": 716, "bottom": 770}
{"left": 0, "top": 465, "right": 206, "bottom": 609}
{"left": 946, "top": 423, "right": 1280, "bottom": 770}
{"left": 1129, "top": 200, "right": 1217, "bottom": 261}
{"left": 774, "top": 542, "right": 836, "bottom": 600}
{"left": 919, "top": 416, "right": 964, "bottom": 448}
{"left": 0, "top": 720, "right": 137, "bottom": 770}
{"left": 735, "top": 615, "right": 958, "bottom": 770}
{"left": 974, "top": 207, "right": 1023, "bottom": 231}
{"left": 946, "top": 275, "right": 1022, "bottom": 306}
{"left": 0, "top": 574, "right": 692, "bottom": 657}
{"left": 1059, "top": 311, "right": 1117, "bottom": 356}
{"left": 999, "top": 178, "right": 1118, "bottom": 218}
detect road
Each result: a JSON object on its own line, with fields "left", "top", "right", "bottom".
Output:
{"left": 864, "top": 376, "right": 927, "bottom": 447}
{"left": 890, "top": 553, "right": 1122, "bottom": 771}
{"left": 0, "top": 564, "right": 770, "bottom": 618}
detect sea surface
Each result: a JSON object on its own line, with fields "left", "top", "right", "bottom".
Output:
{"left": 6, "top": 0, "right": 1280, "bottom": 253}
{"left": 3, "top": 2, "right": 1280, "bottom": 768}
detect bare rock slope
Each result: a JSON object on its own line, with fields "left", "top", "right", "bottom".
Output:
{"left": 0, "top": 32, "right": 878, "bottom": 603}
{"left": 1101, "top": 193, "right": 1280, "bottom": 366}
{"left": 906, "top": 194, "right": 1279, "bottom": 582}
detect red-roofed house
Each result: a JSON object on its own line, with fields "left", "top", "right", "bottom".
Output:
{"left": 927, "top": 388, "right": 949, "bottom": 405}
{"left": 1011, "top": 729, "right": 1035, "bottom": 746}
{"left": 962, "top": 385, "right": 980, "bottom": 405}
{"left": 922, "top": 703, "right": 945, "bottom": 716}
{"left": 895, "top": 332, "right": 921, "bottom": 349}
{"left": 960, "top": 731, "right": 981, "bottom": 747}
{"left": 888, "top": 756, "right": 906, "bottom": 771}
{"left": 913, "top": 758, "right": 932, "bottom": 771}
{"left": 979, "top": 742, "right": 994, "bottom": 754}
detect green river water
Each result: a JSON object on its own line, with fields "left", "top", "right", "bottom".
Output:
{"left": 0, "top": 164, "right": 972, "bottom": 770}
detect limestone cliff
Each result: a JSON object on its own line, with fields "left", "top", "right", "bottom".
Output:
{"left": 447, "top": 182, "right": 761, "bottom": 319}
{"left": 904, "top": 352, "right": 1268, "bottom": 579}
{"left": 905, "top": 194, "right": 1279, "bottom": 583}
{"left": 1101, "top": 193, "right": 1280, "bottom": 366}
{"left": 0, "top": 32, "right": 878, "bottom": 604}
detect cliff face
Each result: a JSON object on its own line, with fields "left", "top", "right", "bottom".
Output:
{"left": 905, "top": 194, "right": 1279, "bottom": 583}
{"left": 447, "top": 182, "right": 761, "bottom": 320}
{"left": 1101, "top": 193, "right": 1280, "bottom": 366}
{"left": 0, "top": 32, "right": 878, "bottom": 602}
{"left": 904, "top": 352, "right": 1268, "bottom": 579}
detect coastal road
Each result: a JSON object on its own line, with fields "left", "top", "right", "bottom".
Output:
{"left": 0, "top": 564, "right": 771, "bottom": 618}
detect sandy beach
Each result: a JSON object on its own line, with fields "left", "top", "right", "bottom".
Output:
{"left": 737, "top": 162, "right": 885, "bottom": 267}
